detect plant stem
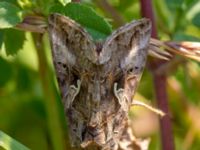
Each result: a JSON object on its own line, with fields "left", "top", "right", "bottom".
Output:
{"left": 140, "top": 0, "right": 175, "bottom": 150}
{"left": 15, "top": 15, "right": 46, "bottom": 33}
{"left": 32, "top": 33, "right": 66, "bottom": 150}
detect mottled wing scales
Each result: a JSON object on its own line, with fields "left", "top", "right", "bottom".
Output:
{"left": 100, "top": 18, "right": 151, "bottom": 110}
{"left": 48, "top": 13, "right": 152, "bottom": 150}
{"left": 48, "top": 13, "right": 97, "bottom": 108}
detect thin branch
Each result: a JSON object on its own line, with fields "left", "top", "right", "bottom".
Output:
{"left": 132, "top": 100, "right": 165, "bottom": 117}
{"left": 15, "top": 23, "right": 46, "bottom": 33}
{"left": 151, "top": 38, "right": 200, "bottom": 62}
{"left": 15, "top": 15, "right": 47, "bottom": 33}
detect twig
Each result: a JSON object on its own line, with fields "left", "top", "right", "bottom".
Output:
{"left": 15, "top": 15, "right": 47, "bottom": 33}
{"left": 132, "top": 100, "right": 165, "bottom": 117}
{"left": 15, "top": 23, "right": 46, "bottom": 33}
{"left": 151, "top": 38, "right": 200, "bottom": 62}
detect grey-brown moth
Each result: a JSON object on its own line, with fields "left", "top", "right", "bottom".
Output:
{"left": 48, "top": 13, "right": 151, "bottom": 150}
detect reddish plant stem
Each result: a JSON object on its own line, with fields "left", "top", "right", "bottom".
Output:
{"left": 140, "top": 0, "right": 175, "bottom": 150}
{"left": 140, "top": 0, "right": 157, "bottom": 38}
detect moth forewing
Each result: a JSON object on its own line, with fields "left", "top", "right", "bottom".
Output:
{"left": 48, "top": 13, "right": 98, "bottom": 70}
{"left": 48, "top": 13, "right": 98, "bottom": 97}
{"left": 99, "top": 18, "right": 151, "bottom": 109}
{"left": 99, "top": 18, "right": 151, "bottom": 64}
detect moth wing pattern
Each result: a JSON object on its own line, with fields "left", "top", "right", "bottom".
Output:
{"left": 95, "top": 19, "right": 152, "bottom": 150}
{"left": 100, "top": 19, "right": 151, "bottom": 110}
{"left": 48, "top": 13, "right": 97, "bottom": 109}
{"left": 48, "top": 13, "right": 152, "bottom": 150}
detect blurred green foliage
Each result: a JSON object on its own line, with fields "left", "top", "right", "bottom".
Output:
{"left": 0, "top": 0, "right": 200, "bottom": 150}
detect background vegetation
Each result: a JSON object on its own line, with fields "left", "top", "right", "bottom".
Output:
{"left": 0, "top": 0, "right": 200, "bottom": 150}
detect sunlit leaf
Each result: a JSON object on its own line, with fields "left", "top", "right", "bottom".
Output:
{"left": 0, "top": 2, "right": 22, "bottom": 28}
{"left": 58, "top": 0, "right": 71, "bottom": 6}
{"left": 17, "top": 0, "right": 33, "bottom": 9}
{"left": 185, "top": 1, "right": 200, "bottom": 22}
{"left": 0, "top": 131, "right": 30, "bottom": 150}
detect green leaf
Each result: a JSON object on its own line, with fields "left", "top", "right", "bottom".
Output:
{"left": 0, "top": 57, "right": 13, "bottom": 87}
{"left": 185, "top": 1, "right": 200, "bottom": 20}
{"left": 49, "top": 3, "right": 65, "bottom": 14}
{"left": 0, "top": 131, "right": 30, "bottom": 150}
{"left": 64, "top": 3, "right": 112, "bottom": 40}
{"left": 50, "top": 2, "right": 112, "bottom": 40}
{"left": 85, "top": 27, "right": 109, "bottom": 40}
{"left": 17, "top": 0, "right": 33, "bottom": 9}
{"left": 4, "top": 29, "right": 26, "bottom": 55}
{"left": 58, "top": 0, "right": 71, "bottom": 6}
{"left": 0, "top": 2, "right": 22, "bottom": 28}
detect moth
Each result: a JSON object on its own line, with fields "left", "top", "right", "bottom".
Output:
{"left": 48, "top": 13, "right": 151, "bottom": 150}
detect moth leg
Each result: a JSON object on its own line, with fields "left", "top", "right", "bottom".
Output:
{"left": 113, "top": 82, "right": 129, "bottom": 112}
{"left": 66, "top": 80, "right": 81, "bottom": 109}
{"left": 132, "top": 100, "right": 165, "bottom": 117}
